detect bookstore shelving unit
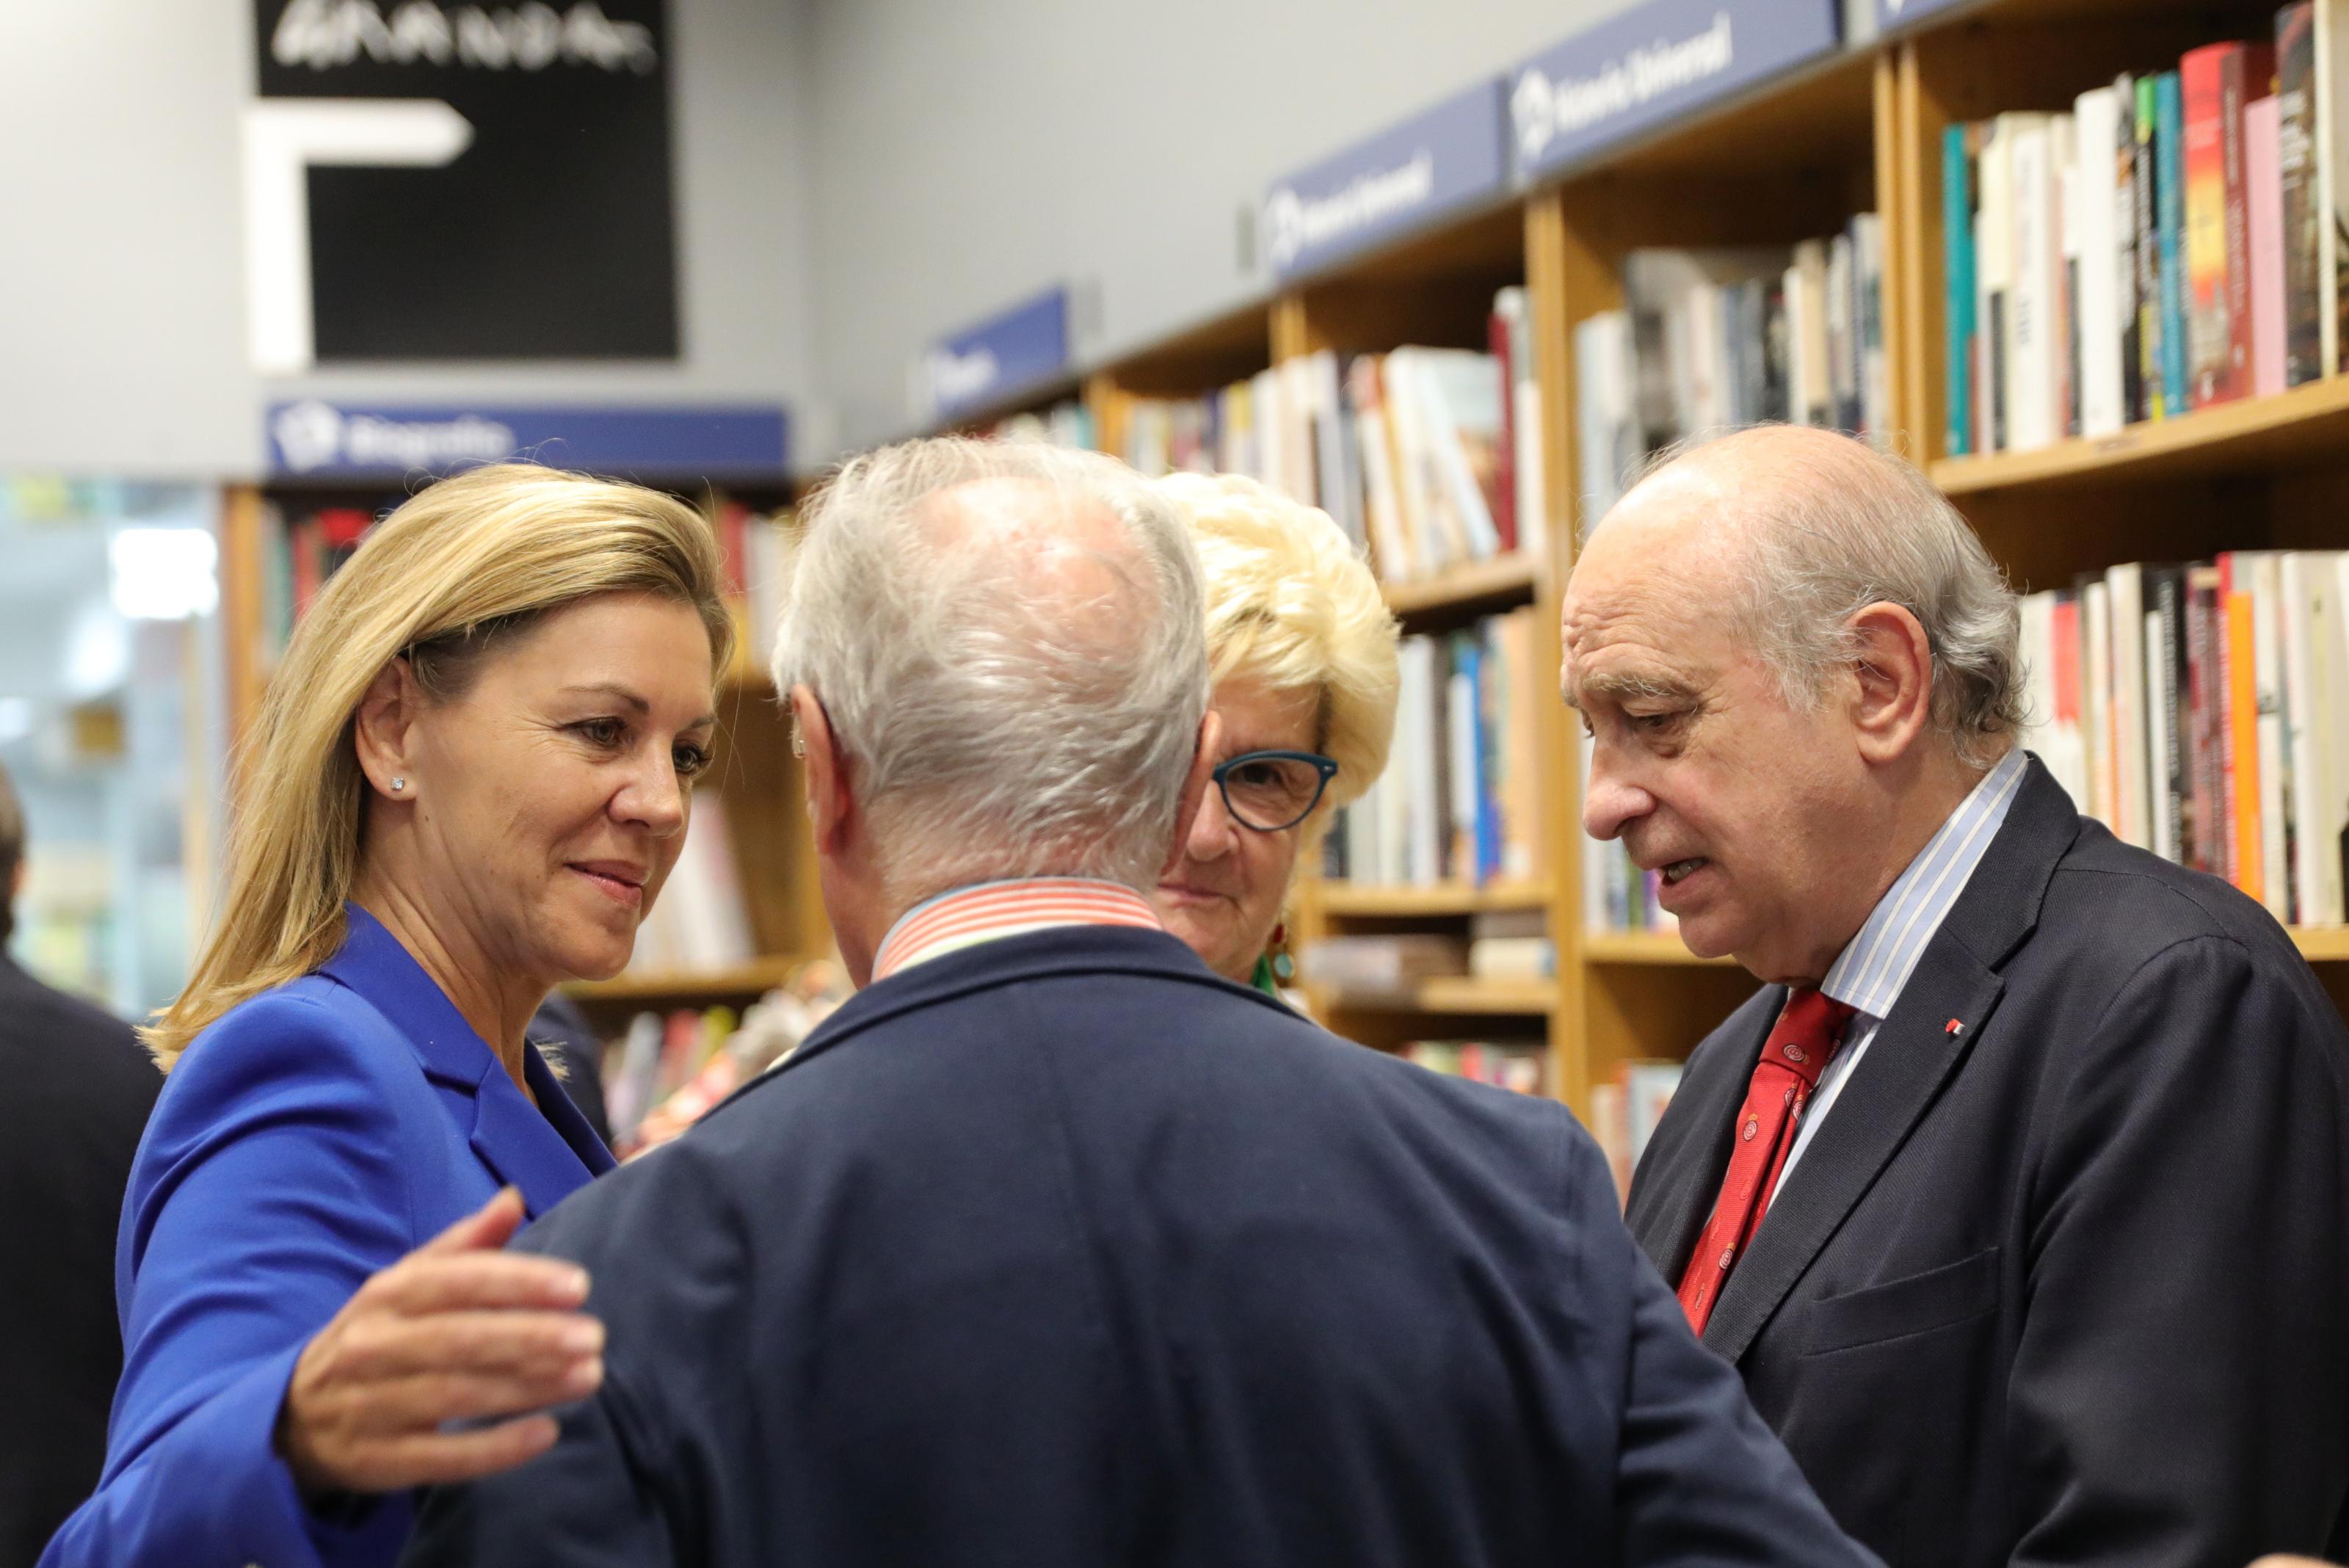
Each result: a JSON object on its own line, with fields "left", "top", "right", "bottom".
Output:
{"left": 206, "top": 0, "right": 2349, "bottom": 1095}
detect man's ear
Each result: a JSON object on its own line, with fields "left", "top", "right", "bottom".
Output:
{"left": 790, "top": 685, "right": 854, "bottom": 853}
{"left": 1158, "top": 708, "right": 1223, "bottom": 883}
{"left": 1846, "top": 601, "right": 1935, "bottom": 766}
{"left": 352, "top": 657, "right": 424, "bottom": 802}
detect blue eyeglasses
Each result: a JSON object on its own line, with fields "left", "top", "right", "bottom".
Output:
{"left": 1212, "top": 749, "right": 1340, "bottom": 832}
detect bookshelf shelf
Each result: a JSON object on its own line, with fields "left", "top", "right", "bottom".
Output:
{"left": 1324, "top": 977, "right": 1559, "bottom": 1015}
{"left": 564, "top": 957, "right": 803, "bottom": 1005}
{"left": 1319, "top": 879, "right": 1553, "bottom": 918}
{"left": 1381, "top": 552, "right": 1542, "bottom": 621}
{"left": 1581, "top": 930, "right": 1740, "bottom": 967}
{"left": 2294, "top": 927, "right": 2349, "bottom": 964}
{"left": 1933, "top": 376, "right": 2349, "bottom": 497}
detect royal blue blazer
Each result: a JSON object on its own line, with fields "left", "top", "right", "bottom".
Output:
{"left": 42, "top": 904, "right": 614, "bottom": 1568}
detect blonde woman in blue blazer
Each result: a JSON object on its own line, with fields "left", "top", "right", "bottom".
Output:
{"left": 43, "top": 464, "right": 734, "bottom": 1568}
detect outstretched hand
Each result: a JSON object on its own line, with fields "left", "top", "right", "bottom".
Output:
{"left": 277, "top": 1187, "right": 603, "bottom": 1495}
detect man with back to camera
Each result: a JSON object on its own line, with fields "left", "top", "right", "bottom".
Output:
{"left": 402, "top": 436, "right": 1874, "bottom": 1567}
{"left": 1568, "top": 424, "right": 2349, "bottom": 1567}
{"left": 0, "top": 759, "right": 161, "bottom": 1567}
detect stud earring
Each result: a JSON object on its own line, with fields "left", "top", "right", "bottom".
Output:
{"left": 390, "top": 777, "right": 406, "bottom": 794}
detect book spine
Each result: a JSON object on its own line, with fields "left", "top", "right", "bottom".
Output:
{"left": 1486, "top": 306, "right": 1519, "bottom": 554}
{"left": 2011, "top": 120, "right": 2055, "bottom": 450}
{"left": 2251, "top": 92, "right": 2290, "bottom": 399}
{"left": 2279, "top": 2, "right": 2323, "bottom": 385}
{"left": 2225, "top": 48, "right": 2276, "bottom": 398}
{"left": 2224, "top": 566, "right": 2265, "bottom": 901}
{"left": 2116, "top": 75, "right": 2144, "bottom": 426}
{"left": 1946, "top": 123, "right": 1978, "bottom": 456}
{"left": 2323, "top": 0, "right": 2349, "bottom": 373}
{"left": 2135, "top": 79, "right": 2168, "bottom": 419}
{"left": 2157, "top": 73, "right": 2193, "bottom": 418}
{"left": 2077, "top": 88, "right": 2125, "bottom": 438}
{"left": 2153, "top": 567, "right": 2188, "bottom": 862}
{"left": 2183, "top": 46, "right": 2234, "bottom": 407}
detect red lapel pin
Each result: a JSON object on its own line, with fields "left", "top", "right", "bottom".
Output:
{"left": 1945, "top": 1018, "right": 1964, "bottom": 1036}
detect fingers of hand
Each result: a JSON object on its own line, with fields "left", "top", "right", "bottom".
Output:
{"left": 333, "top": 1359, "right": 605, "bottom": 1436}
{"left": 357, "top": 1250, "right": 592, "bottom": 1315}
{"left": 330, "top": 1310, "right": 603, "bottom": 1385}
{"left": 335, "top": 1415, "right": 563, "bottom": 1493}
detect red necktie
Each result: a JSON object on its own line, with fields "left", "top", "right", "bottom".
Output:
{"left": 1676, "top": 987, "right": 1857, "bottom": 1335}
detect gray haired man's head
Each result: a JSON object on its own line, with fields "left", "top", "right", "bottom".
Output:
{"left": 772, "top": 438, "right": 1208, "bottom": 899}
{"left": 1592, "top": 426, "right": 2024, "bottom": 767}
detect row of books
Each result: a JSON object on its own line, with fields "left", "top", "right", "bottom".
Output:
{"left": 977, "top": 401, "right": 1096, "bottom": 449}
{"left": 1946, "top": 7, "right": 2349, "bottom": 459}
{"left": 1321, "top": 606, "right": 1546, "bottom": 889}
{"left": 2016, "top": 551, "right": 2349, "bottom": 927}
{"left": 258, "top": 501, "right": 380, "bottom": 670}
{"left": 1119, "top": 288, "right": 1544, "bottom": 587}
{"left": 1574, "top": 217, "right": 1890, "bottom": 518}
{"left": 602, "top": 963, "right": 847, "bottom": 1157}
{"left": 1399, "top": 1039, "right": 1550, "bottom": 1098}
{"left": 1298, "top": 913, "right": 1556, "bottom": 997}
{"left": 1589, "top": 1059, "right": 1685, "bottom": 1202}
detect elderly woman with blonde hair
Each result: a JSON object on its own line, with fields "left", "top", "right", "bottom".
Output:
{"left": 46, "top": 465, "right": 732, "bottom": 1567}
{"left": 1147, "top": 471, "right": 1401, "bottom": 995}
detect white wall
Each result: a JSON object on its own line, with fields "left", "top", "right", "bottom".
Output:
{"left": 0, "top": 0, "right": 816, "bottom": 478}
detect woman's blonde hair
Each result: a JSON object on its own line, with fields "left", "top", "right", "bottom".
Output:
{"left": 1152, "top": 471, "right": 1400, "bottom": 833}
{"left": 146, "top": 463, "right": 733, "bottom": 1068}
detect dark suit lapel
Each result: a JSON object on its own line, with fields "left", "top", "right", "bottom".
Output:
{"left": 1699, "top": 755, "right": 2081, "bottom": 1365}
{"left": 1625, "top": 985, "right": 1782, "bottom": 1281}
{"left": 1701, "top": 954, "right": 2005, "bottom": 1362}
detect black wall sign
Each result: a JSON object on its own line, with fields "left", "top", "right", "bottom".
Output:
{"left": 253, "top": 1, "right": 680, "bottom": 363}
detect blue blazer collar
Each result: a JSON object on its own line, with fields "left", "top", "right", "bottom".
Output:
{"left": 319, "top": 904, "right": 615, "bottom": 1214}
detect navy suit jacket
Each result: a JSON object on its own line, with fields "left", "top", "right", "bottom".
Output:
{"left": 43, "top": 905, "right": 614, "bottom": 1568}
{"left": 407, "top": 924, "right": 1870, "bottom": 1567}
{"left": 1626, "top": 759, "right": 2349, "bottom": 1567}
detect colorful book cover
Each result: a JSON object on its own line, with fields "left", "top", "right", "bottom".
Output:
{"left": 2157, "top": 73, "right": 2193, "bottom": 418}
{"left": 1945, "top": 123, "right": 1978, "bottom": 456}
{"left": 2184, "top": 43, "right": 2276, "bottom": 407}
{"left": 2250, "top": 92, "right": 2290, "bottom": 397}
{"left": 2279, "top": 2, "right": 2324, "bottom": 384}
{"left": 2116, "top": 74, "right": 2144, "bottom": 424}
{"left": 2135, "top": 78, "right": 2168, "bottom": 419}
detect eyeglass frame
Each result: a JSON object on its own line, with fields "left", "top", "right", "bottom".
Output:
{"left": 1210, "top": 749, "right": 1341, "bottom": 833}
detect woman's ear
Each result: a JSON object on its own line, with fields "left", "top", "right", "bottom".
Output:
{"left": 352, "top": 657, "right": 424, "bottom": 802}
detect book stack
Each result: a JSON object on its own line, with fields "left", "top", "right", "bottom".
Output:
{"left": 1400, "top": 1039, "right": 1550, "bottom": 1098}
{"left": 624, "top": 794, "right": 759, "bottom": 973}
{"left": 261, "top": 501, "right": 380, "bottom": 669}
{"left": 1119, "top": 287, "right": 1544, "bottom": 588}
{"left": 2016, "top": 551, "right": 2349, "bottom": 926}
{"left": 1323, "top": 606, "right": 1547, "bottom": 888}
{"left": 1945, "top": 7, "right": 2349, "bottom": 458}
{"left": 1588, "top": 1059, "right": 1686, "bottom": 1202}
{"left": 1573, "top": 219, "right": 1889, "bottom": 518}
{"left": 1467, "top": 907, "right": 1555, "bottom": 980}
{"left": 1296, "top": 932, "right": 1467, "bottom": 998}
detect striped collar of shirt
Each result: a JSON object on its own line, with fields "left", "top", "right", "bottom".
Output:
{"left": 869, "top": 876, "right": 1163, "bottom": 983}
{"left": 1820, "top": 747, "right": 2028, "bottom": 1021}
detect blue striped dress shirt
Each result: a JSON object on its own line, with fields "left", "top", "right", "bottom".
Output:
{"left": 1779, "top": 747, "right": 2030, "bottom": 1183}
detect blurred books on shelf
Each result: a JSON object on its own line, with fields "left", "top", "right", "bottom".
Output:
{"left": 259, "top": 501, "right": 380, "bottom": 671}
{"left": 976, "top": 399, "right": 1095, "bottom": 449}
{"left": 1587, "top": 1059, "right": 1685, "bottom": 1202}
{"left": 603, "top": 961, "right": 850, "bottom": 1158}
{"left": 1119, "top": 287, "right": 1542, "bottom": 589}
{"left": 1321, "top": 606, "right": 1544, "bottom": 888}
{"left": 2017, "top": 549, "right": 2349, "bottom": 926}
{"left": 1298, "top": 932, "right": 1467, "bottom": 995}
{"left": 1399, "top": 1039, "right": 1550, "bottom": 1098}
{"left": 624, "top": 794, "right": 758, "bottom": 974}
{"left": 1574, "top": 219, "right": 1887, "bottom": 515}
{"left": 1944, "top": 7, "right": 2349, "bottom": 461}
{"left": 1468, "top": 907, "right": 1555, "bottom": 980}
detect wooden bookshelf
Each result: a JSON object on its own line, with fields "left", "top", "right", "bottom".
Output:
{"left": 1318, "top": 880, "right": 1552, "bottom": 918}
{"left": 1382, "top": 553, "right": 1542, "bottom": 620}
{"left": 1583, "top": 931, "right": 1741, "bottom": 967}
{"left": 565, "top": 957, "right": 802, "bottom": 1005}
{"left": 1934, "top": 376, "right": 2349, "bottom": 497}
{"left": 2295, "top": 928, "right": 2349, "bottom": 965}
{"left": 1322, "top": 976, "right": 1559, "bottom": 1015}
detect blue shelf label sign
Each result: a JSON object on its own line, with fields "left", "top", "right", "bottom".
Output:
{"left": 265, "top": 401, "right": 789, "bottom": 482}
{"left": 1874, "top": 0, "right": 1975, "bottom": 35}
{"left": 1509, "top": 0, "right": 1842, "bottom": 181}
{"left": 1262, "top": 79, "right": 1508, "bottom": 281}
{"left": 922, "top": 286, "right": 1071, "bottom": 422}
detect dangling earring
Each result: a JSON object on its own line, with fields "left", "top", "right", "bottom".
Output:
{"left": 1267, "top": 920, "right": 1296, "bottom": 983}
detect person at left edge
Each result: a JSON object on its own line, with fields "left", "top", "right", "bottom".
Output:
{"left": 40, "top": 462, "right": 735, "bottom": 1568}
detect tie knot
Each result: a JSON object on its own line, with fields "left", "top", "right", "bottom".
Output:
{"left": 1762, "top": 987, "right": 1856, "bottom": 1084}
